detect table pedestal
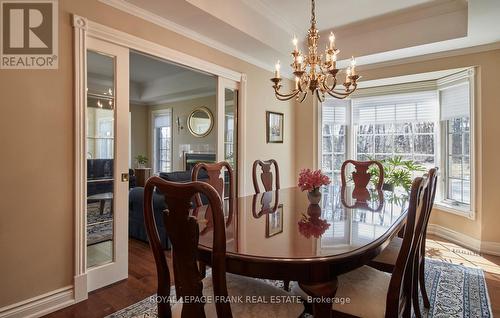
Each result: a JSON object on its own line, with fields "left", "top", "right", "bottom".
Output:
{"left": 299, "top": 279, "right": 338, "bottom": 318}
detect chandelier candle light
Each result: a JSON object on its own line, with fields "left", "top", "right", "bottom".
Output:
{"left": 271, "top": 0, "right": 360, "bottom": 102}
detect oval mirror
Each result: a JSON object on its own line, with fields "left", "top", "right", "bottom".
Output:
{"left": 187, "top": 107, "right": 214, "bottom": 137}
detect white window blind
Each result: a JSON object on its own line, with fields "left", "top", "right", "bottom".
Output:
{"left": 440, "top": 82, "right": 470, "bottom": 120}
{"left": 352, "top": 91, "right": 437, "bottom": 124}
{"left": 323, "top": 99, "right": 348, "bottom": 124}
{"left": 154, "top": 110, "right": 172, "bottom": 127}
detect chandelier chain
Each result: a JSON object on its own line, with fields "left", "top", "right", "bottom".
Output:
{"left": 311, "top": 0, "right": 316, "bottom": 27}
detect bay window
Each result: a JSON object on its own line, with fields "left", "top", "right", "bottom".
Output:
{"left": 320, "top": 68, "right": 475, "bottom": 216}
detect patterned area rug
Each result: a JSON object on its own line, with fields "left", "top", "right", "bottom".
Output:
{"left": 87, "top": 202, "right": 113, "bottom": 245}
{"left": 106, "top": 259, "right": 492, "bottom": 318}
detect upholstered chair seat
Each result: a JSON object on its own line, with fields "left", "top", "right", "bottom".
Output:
{"left": 172, "top": 273, "right": 304, "bottom": 318}
{"left": 368, "top": 237, "right": 402, "bottom": 272}
{"left": 292, "top": 266, "right": 390, "bottom": 318}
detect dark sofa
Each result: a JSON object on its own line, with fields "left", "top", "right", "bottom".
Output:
{"left": 128, "top": 170, "right": 210, "bottom": 249}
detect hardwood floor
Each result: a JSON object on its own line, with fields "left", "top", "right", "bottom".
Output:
{"left": 44, "top": 239, "right": 172, "bottom": 318}
{"left": 45, "top": 236, "right": 500, "bottom": 317}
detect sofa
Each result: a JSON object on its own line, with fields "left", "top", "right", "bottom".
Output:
{"left": 128, "top": 170, "right": 210, "bottom": 249}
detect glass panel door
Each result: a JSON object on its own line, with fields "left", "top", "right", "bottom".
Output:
{"left": 87, "top": 51, "right": 115, "bottom": 268}
{"left": 86, "top": 37, "right": 129, "bottom": 292}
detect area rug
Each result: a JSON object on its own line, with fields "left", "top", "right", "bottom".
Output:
{"left": 106, "top": 258, "right": 492, "bottom": 318}
{"left": 87, "top": 202, "right": 113, "bottom": 245}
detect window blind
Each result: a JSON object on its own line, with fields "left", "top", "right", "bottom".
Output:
{"left": 322, "top": 99, "right": 348, "bottom": 125}
{"left": 352, "top": 91, "right": 437, "bottom": 124}
{"left": 440, "top": 82, "right": 470, "bottom": 120}
{"left": 154, "top": 110, "right": 172, "bottom": 127}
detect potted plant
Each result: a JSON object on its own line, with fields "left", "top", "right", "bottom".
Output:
{"left": 298, "top": 168, "right": 331, "bottom": 204}
{"left": 135, "top": 154, "right": 148, "bottom": 169}
{"left": 368, "top": 156, "right": 426, "bottom": 192}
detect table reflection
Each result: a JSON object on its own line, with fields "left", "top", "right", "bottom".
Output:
{"left": 198, "top": 185, "right": 409, "bottom": 259}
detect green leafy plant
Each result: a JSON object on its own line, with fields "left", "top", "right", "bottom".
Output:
{"left": 135, "top": 154, "right": 148, "bottom": 165}
{"left": 368, "top": 156, "right": 426, "bottom": 192}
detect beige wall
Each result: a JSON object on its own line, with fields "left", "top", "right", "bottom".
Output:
{"left": 295, "top": 49, "right": 500, "bottom": 244}
{"left": 130, "top": 104, "right": 148, "bottom": 164}
{"left": 0, "top": 0, "right": 295, "bottom": 307}
{"left": 151, "top": 95, "right": 217, "bottom": 171}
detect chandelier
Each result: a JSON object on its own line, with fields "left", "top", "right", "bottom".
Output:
{"left": 271, "top": 0, "right": 360, "bottom": 102}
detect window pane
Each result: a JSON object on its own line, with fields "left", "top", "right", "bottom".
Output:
{"left": 322, "top": 155, "right": 333, "bottom": 171}
{"left": 358, "top": 124, "right": 373, "bottom": 134}
{"left": 375, "top": 135, "right": 392, "bottom": 153}
{"left": 449, "top": 179, "right": 462, "bottom": 201}
{"left": 464, "top": 132, "right": 470, "bottom": 155}
{"left": 395, "top": 122, "right": 412, "bottom": 134}
{"left": 322, "top": 136, "right": 332, "bottom": 153}
{"left": 449, "top": 156, "right": 462, "bottom": 179}
{"left": 448, "top": 118, "right": 463, "bottom": 133}
{"left": 375, "top": 124, "right": 394, "bottom": 134}
{"left": 333, "top": 124, "right": 345, "bottom": 135}
{"left": 463, "top": 181, "right": 471, "bottom": 204}
{"left": 414, "top": 135, "right": 434, "bottom": 154}
{"left": 394, "top": 135, "right": 411, "bottom": 153}
{"left": 414, "top": 122, "right": 435, "bottom": 134}
{"left": 449, "top": 134, "right": 463, "bottom": 155}
{"left": 357, "top": 135, "right": 374, "bottom": 154}
{"left": 463, "top": 156, "right": 470, "bottom": 180}
{"left": 414, "top": 155, "right": 435, "bottom": 167}
{"left": 333, "top": 135, "right": 345, "bottom": 153}
{"left": 333, "top": 154, "right": 345, "bottom": 171}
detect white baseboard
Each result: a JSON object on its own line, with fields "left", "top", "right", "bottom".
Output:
{"left": 0, "top": 286, "right": 74, "bottom": 318}
{"left": 427, "top": 224, "right": 500, "bottom": 256}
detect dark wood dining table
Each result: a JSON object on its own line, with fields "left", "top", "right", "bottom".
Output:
{"left": 196, "top": 184, "right": 409, "bottom": 317}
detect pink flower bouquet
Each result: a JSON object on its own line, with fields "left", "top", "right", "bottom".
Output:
{"left": 297, "top": 169, "right": 331, "bottom": 192}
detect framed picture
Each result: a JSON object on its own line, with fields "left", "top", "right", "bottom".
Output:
{"left": 266, "top": 111, "right": 284, "bottom": 143}
{"left": 266, "top": 204, "right": 284, "bottom": 237}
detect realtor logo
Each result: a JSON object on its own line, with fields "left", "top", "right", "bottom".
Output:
{"left": 1, "top": 0, "right": 58, "bottom": 69}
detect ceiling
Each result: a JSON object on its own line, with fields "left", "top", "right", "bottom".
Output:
{"left": 101, "top": 0, "right": 500, "bottom": 75}
{"left": 88, "top": 51, "right": 216, "bottom": 105}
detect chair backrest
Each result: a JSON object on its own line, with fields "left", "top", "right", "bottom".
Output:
{"left": 341, "top": 160, "right": 384, "bottom": 190}
{"left": 252, "top": 159, "right": 280, "bottom": 193}
{"left": 143, "top": 176, "right": 232, "bottom": 318}
{"left": 192, "top": 162, "right": 235, "bottom": 230}
{"left": 385, "top": 175, "right": 429, "bottom": 317}
{"left": 417, "top": 168, "right": 438, "bottom": 269}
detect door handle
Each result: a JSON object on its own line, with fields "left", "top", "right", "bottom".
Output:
{"left": 121, "top": 173, "right": 129, "bottom": 182}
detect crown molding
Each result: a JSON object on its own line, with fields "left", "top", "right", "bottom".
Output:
{"left": 98, "top": 0, "right": 274, "bottom": 73}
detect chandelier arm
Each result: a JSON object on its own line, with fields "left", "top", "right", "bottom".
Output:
{"left": 299, "top": 91, "right": 308, "bottom": 103}
{"left": 274, "top": 87, "right": 300, "bottom": 100}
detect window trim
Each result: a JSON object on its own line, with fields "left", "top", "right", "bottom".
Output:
{"left": 151, "top": 108, "right": 173, "bottom": 174}
{"left": 437, "top": 68, "right": 476, "bottom": 219}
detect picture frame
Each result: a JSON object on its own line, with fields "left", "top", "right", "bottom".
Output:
{"left": 266, "top": 204, "right": 284, "bottom": 237}
{"left": 266, "top": 111, "right": 284, "bottom": 143}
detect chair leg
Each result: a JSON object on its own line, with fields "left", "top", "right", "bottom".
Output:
{"left": 413, "top": 271, "right": 423, "bottom": 318}
{"left": 420, "top": 258, "right": 430, "bottom": 308}
{"left": 283, "top": 280, "right": 290, "bottom": 291}
{"left": 99, "top": 200, "right": 105, "bottom": 215}
{"left": 199, "top": 261, "right": 207, "bottom": 279}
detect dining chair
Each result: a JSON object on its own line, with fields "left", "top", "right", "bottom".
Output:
{"left": 192, "top": 162, "right": 235, "bottom": 230}
{"left": 252, "top": 159, "right": 280, "bottom": 193}
{"left": 293, "top": 174, "right": 429, "bottom": 318}
{"left": 367, "top": 168, "right": 438, "bottom": 317}
{"left": 341, "top": 160, "right": 384, "bottom": 190}
{"left": 143, "top": 176, "right": 304, "bottom": 318}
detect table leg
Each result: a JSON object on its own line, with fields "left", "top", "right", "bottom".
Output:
{"left": 299, "top": 279, "right": 338, "bottom": 318}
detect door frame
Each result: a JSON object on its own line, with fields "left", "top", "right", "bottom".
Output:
{"left": 73, "top": 14, "right": 247, "bottom": 302}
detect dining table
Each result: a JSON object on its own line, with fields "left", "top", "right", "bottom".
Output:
{"left": 196, "top": 184, "right": 409, "bottom": 317}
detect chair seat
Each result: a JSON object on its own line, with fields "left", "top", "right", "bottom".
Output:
{"left": 368, "top": 237, "right": 402, "bottom": 273}
{"left": 172, "top": 273, "right": 304, "bottom": 318}
{"left": 292, "top": 266, "right": 390, "bottom": 318}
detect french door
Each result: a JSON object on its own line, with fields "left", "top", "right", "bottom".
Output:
{"left": 217, "top": 77, "right": 239, "bottom": 193}
{"left": 85, "top": 37, "right": 129, "bottom": 291}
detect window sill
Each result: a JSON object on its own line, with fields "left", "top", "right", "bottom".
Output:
{"left": 434, "top": 201, "right": 474, "bottom": 219}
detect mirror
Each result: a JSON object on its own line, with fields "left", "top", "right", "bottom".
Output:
{"left": 188, "top": 107, "right": 214, "bottom": 137}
